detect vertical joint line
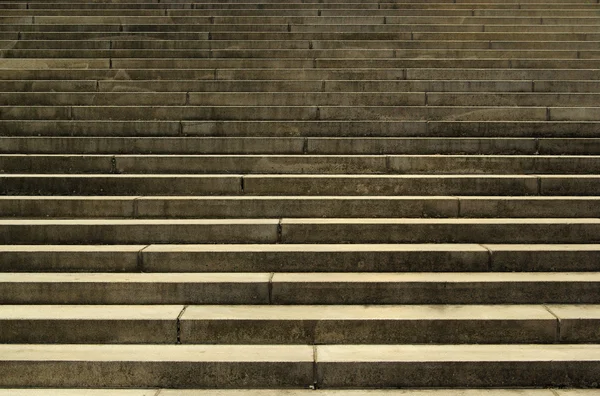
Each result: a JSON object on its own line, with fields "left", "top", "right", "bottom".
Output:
{"left": 317, "top": 9, "right": 321, "bottom": 16}
{"left": 268, "top": 272, "right": 275, "bottom": 304}
{"left": 383, "top": 16, "right": 387, "bottom": 24}
{"left": 312, "top": 345, "right": 319, "bottom": 389}
{"left": 185, "top": 92, "right": 190, "bottom": 105}
{"left": 315, "top": 106, "right": 320, "bottom": 120}
{"left": 543, "top": 305, "right": 561, "bottom": 343}
{"left": 309, "top": 41, "right": 313, "bottom": 50}
{"left": 132, "top": 196, "right": 141, "bottom": 219}
{"left": 137, "top": 244, "right": 150, "bottom": 273}
{"left": 424, "top": 92, "right": 428, "bottom": 106}
{"left": 546, "top": 107, "right": 551, "bottom": 121}
{"left": 531, "top": 80, "right": 535, "bottom": 92}
{"left": 456, "top": 196, "right": 462, "bottom": 217}
{"left": 110, "top": 155, "right": 117, "bottom": 174}
{"left": 303, "top": 137, "right": 309, "bottom": 154}
{"left": 178, "top": 121, "right": 184, "bottom": 136}
{"left": 96, "top": 80, "right": 99, "bottom": 92}
{"left": 479, "top": 244, "right": 493, "bottom": 272}
{"left": 537, "top": 176, "right": 542, "bottom": 196}
{"left": 534, "top": 137, "right": 541, "bottom": 155}
{"left": 176, "top": 305, "right": 189, "bottom": 344}
{"left": 277, "top": 219, "right": 283, "bottom": 243}
{"left": 109, "top": 58, "right": 113, "bottom": 69}
{"left": 321, "top": 80, "right": 326, "bottom": 92}
{"left": 240, "top": 175, "right": 245, "bottom": 193}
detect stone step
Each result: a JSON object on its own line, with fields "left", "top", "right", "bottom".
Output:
{"left": 166, "top": 304, "right": 600, "bottom": 344}
{"left": 5, "top": 92, "right": 600, "bottom": 107}
{"left": 12, "top": 344, "right": 591, "bottom": 389}
{"left": 10, "top": 40, "right": 600, "bottom": 51}
{"left": 2, "top": 243, "right": 599, "bottom": 272}
{"left": 3, "top": 154, "right": 600, "bottom": 175}
{"left": 3, "top": 137, "right": 596, "bottom": 155}
{"left": 4, "top": 58, "right": 600, "bottom": 70}
{"left": 0, "top": 79, "right": 543, "bottom": 93}
{"left": 3, "top": 68, "right": 600, "bottom": 81}
{"left": 2, "top": 196, "right": 600, "bottom": 219}
{"left": 0, "top": 174, "right": 556, "bottom": 195}
{"left": 4, "top": 120, "right": 600, "bottom": 138}
{"left": 0, "top": 390, "right": 573, "bottom": 396}
{"left": 5, "top": 3, "right": 600, "bottom": 11}
{"left": 3, "top": 174, "right": 596, "bottom": 195}
{"left": 1, "top": 272, "right": 599, "bottom": 304}
{"left": 3, "top": 218, "right": 600, "bottom": 244}
{"left": 3, "top": 49, "right": 593, "bottom": 59}
{"left": 0, "top": 137, "right": 547, "bottom": 154}
{"left": 0, "top": 344, "right": 313, "bottom": 388}
{"left": 277, "top": 218, "right": 600, "bottom": 244}
{"left": 1, "top": 105, "right": 589, "bottom": 121}
{"left": 0, "top": 304, "right": 581, "bottom": 344}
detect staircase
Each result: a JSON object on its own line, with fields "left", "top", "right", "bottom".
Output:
{"left": 2, "top": 0, "right": 600, "bottom": 392}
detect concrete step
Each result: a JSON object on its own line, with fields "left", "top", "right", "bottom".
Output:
{"left": 0, "top": 79, "right": 547, "bottom": 93}
{"left": 0, "top": 305, "right": 182, "bottom": 344}
{"left": 277, "top": 218, "right": 600, "bottom": 244}
{"left": 1, "top": 272, "right": 599, "bottom": 304}
{"left": 0, "top": 390, "right": 574, "bottom": 396}
{"left": 0, "top": 174, "right": 557, "bottom": 195}
{"left": 0, "top": 136, "right": 309, "bottom": 153}
{"left": 4, "top": 57, "right": 598, "bottom": 70}
{"left": 0, "top": 304, "right": 579, "bottom": 344}
{"left": 2, "top": 196, "right": 599, "bottom": 219}
{"left": 0, "top": 344, "right": 313, "bottom": 388}
{"left": 0, "top": 137, "right": 546, "bottom": 154}
{"left": 5, "top": 92, "right": 600, "bottom": 107}
{"left": 5, "top": 154, "right": 600, "bottom": 175}
{"left": 3, "top": 218, "right": 600, "bottom": 244}
{"left": 3, "top": 67, "right": 600, "bottom": 81}
{"left": 3, "top": 244, "right": 600, "bottom": 272}
{"left": 2, "top": 105, "right": 591, "bottom": 121}
{"left": 177, "top": 304, "right": 600, "bottom": 344}
{"left": 0, "top": 272, "right": 271, "bottom": 304}
{"left": 5, "top": 120, "right": 600, "bottom": 138}
{"left": 4, "top": 154, "right": 600, "bottom": 174}
{"left": 7, "top": 40, "right": 600, "bottom": 51}
{"left": 4, "top": 48, "right": 595, "bottom": 59}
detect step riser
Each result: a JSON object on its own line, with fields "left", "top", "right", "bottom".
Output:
{"left": 4, "top": 245, "right": 600, "bottom": 272}
{"left": 0, "top": 319, "right": 558, "bottom": 344}
{"left": 0, "top": 361, "right": 312, "bottom": 388}
{"left": 2, "top": 198, "right": 600, "bottom": 218}
{"left": 1, "top": 281, "right": 598, "bottom": 304}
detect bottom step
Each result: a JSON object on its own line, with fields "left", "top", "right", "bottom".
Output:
{"left": 1, "top": 344, "right": 600, "bottom": 388}
{"left": 0, "top": 391, "right": 589, "bottom": 396}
